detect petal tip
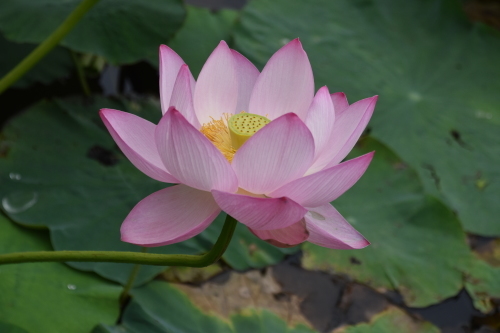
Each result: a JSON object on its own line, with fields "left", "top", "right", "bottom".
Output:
{"left": 353, "top": 238, "right": 370, "bottom": 249}
{"left": 217, "top": 40, "right": 229, "bottom": 49}
{"left": 318, "top": 86, "right": 329, "bottom": 93}
{"left": 288, "top": 37, "right": 304, "bottom": 50}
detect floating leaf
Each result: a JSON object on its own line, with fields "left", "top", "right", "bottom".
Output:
{"left": 302, "top": 138, "right": 474, "bottom": 307}
{"left": 0, "top": 0, "right": 186, "bottom": 64}
{"left": 334, "top": 307, "right": 439, "bottom": 333}
{"left": 233, "top": 0, "right": 500, "bottom": 236}
{"left": 0, "top": 214, "right": 121, "bottom": 333}
{"left": 94, "top": 278, "right": 317, "bottom": 333}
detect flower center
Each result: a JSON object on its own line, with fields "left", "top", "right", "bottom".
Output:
{"left": 228, "top": 113, "right": 270, "bottom": 149}
{"left": 200, "top": 112, "right": 270, "bottom": 162}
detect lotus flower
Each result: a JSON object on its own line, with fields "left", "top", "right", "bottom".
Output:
{"left": 100, "top": 39, "right": 377, "bottom": 249}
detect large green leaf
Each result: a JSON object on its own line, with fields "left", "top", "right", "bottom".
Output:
{"left": 464, "top": 257, "right": 500, "bottom": 313}
{"left": 0, "top": 322, "right": 29, "bottom": 333}
{"left": 0, "top": 34, "right": 73, "bottom": 88}
{"left": 0, "top": 214, "right": 121, "bottom": 333}
{"left": 0, "top": 96, "right": 294, "bottom": 285}
{"left": 233, "top": 0, "right": 500, "bottom": 236}
{"left": 302, "top": 138, "right": 477, "bottom": 308}
{"left": 93, "top": 280, "right": 317, "bottom": 333}
{"left": 0, "top": 0, "right": 186, "bottom": 64}
{"left": 150, "top": 5, "right": 238, "bottom": 77}
{"left": 335, "top": 307, "right": 439, "bottom": 333}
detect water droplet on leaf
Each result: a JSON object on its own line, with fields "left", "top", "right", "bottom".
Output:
{"left": 9, "top": 173, "right": 22, "bottom": 180}
{"left": 2, "top": 191, "right": 38, "bottom": 213}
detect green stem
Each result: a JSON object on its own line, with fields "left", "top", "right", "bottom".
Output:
{"left": 0, "top": 0, "right": 100, "bottom": 94}
{"left": 119, "top": 247, "right": 147, "bottom": 304}
{"left": 70, "top": 50, "right": 91, "bottom": 97}
{"left": 0, "top": 215, "right": 237, "bottom": 267}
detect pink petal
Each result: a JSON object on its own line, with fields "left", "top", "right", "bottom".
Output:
{"left": 248, "top": 38, "right": 314, "bottom": 121}
{"left": 169, "top": 65, "right": 200, "bottom": 129}
{"left": 194, "top": 41, "right": 238, "bottom": 125}
{"left": 232, "top": 50, "right": 260, "bottom": 113}
{"left": 121, "top": 185, "right": 220, "bottom": 247}
{"left": 307, "top": 96, "right": 377, "bottom": 174}
{"left": 305, "top": 203, "right": 369, "bottom": 249}
{"left": 232, "top": 113, "right": 315, "bottom": 194}
{"left": 100, "top": 109, "right": 178, "bottom": 183}
{"left": 249, "top": 219, "right": 309, "bottom": 248}
{"left": 159, "top": 45, "right": 186, "bottom": 115}
{"left": 331, "top": 92, "right": 349, "bottom": 116}
{"left": 212, "top": 190, "right": 307, "bottom": 230}
{"left": 270, "top": 152, "right": 374, "bottom": 207}
{"left": 305, "top": 86, "right": 335, "bottom": 159}
{"left": 155, "top": 107, "right": 238, "bottom": 192}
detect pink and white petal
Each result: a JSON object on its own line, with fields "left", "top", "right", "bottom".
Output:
{"left": 248, "top": 39, "right": 314, "bottom": 121}
{"left": 249, "top": 219, "right": 309, "bottom": 248}
{"left": 194, "top": 41, "right": 238, "bottom": 125}
{"left": 305, "top": 86, "right": 335, "bottom": 158}
{"left": 100, "top": 109, "right": 178, "bottom": 183}
{"left": 331, "top": 92, "right": 349, "bottom": 116}
{"left": 307, "top": 96, "right": 377, "bottom": 174}
{"left": 159, "top": 45, "right": 186, "bottom": 115}
{"left": 169, "top": 65, "right": 200, "bottom": 129}
{"left": 121, "top": 185, "right": 220, "bottom": 247}
{"left": 233, "top": 113, "right": 315, "bottom": 194}
{"left": 232, "top": 50, "right": 259, "bottom": 113}
{"left": 305, "top": 204, "right": 369, "bottom": 249}
{"left": 270, "top": 152, "right": 374, "bottom": 207}
{"left": 325, "top": 96, "right": 377, "bottom": 167}
{"left": 155, "top": 107, "right": 238, "bottom": 192}
{"left": 212, "top": 190, "right": 307, "bottom": 230}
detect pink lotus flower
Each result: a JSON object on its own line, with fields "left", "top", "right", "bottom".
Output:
{"left": 100, "top": 39, "right": 377, "bottom": 249}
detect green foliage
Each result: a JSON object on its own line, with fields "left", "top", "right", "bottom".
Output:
{"left": 150, "top": 5, "right": 239, "bottom": 77}
{"left": 234, "top": 0, "right": 500, "bottom": 236}
{"left": 299, "top": 137, "right": 500, "bottom": 311}
{"left": 336, "top": 307, "right": 439, "bottom": 333}
{"left": 0, "top": 34, "right": 73, "bottom": 88}
{"left": 302, "top": 138, "right": 475, "bottom": 307}
{"left": 94, "top": 281, "right": 318, "bottom": 333}
{"left": 0, "top": 214, "right": 121, "bottom": 333}
{"left": 0, "top": 0, "right": 186, "bottom": 64}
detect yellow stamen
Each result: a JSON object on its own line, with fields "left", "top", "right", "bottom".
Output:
{"left": 228, "top": 113, "right": 271, "bottom": 149}
{"left": 200, "top": 112, "right": 271, "bottom": 162}
{"left": 200, "top": 114, "right": 236, "bottom": 162}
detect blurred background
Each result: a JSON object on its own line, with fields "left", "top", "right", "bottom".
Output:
{"left": 0, "top": 0, "right": 499, "bottom": 332}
